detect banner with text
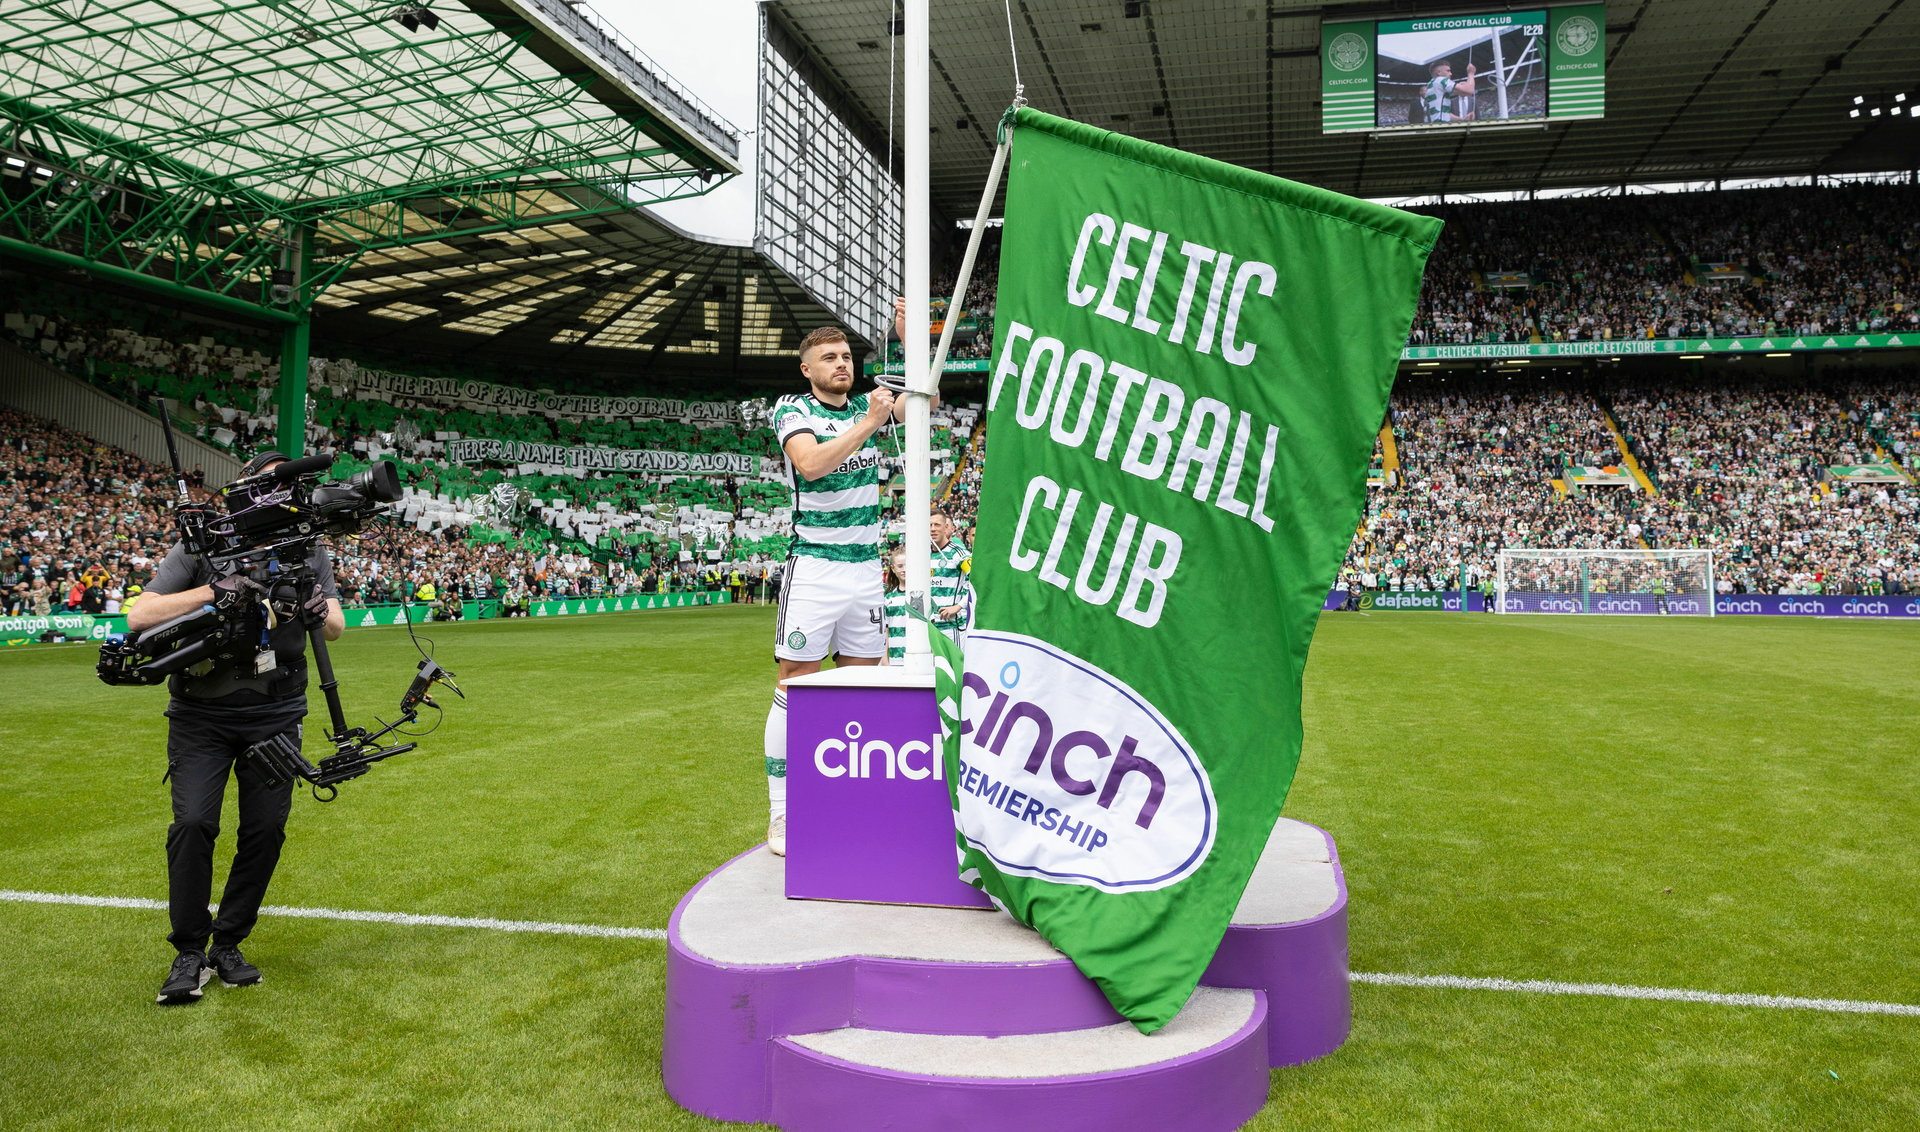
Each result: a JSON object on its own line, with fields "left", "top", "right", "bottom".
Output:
{"left": 0, "top": 612, "right": 109, "bottom": 645}
{"left": 324, "top": 361, "right": 743, "bottom": 425}
{"left": 445, "top": 439, "right": 757, "bottom": 475}
{"left": 1498, "top": 592, "right": 1920, "bottom": 617}
{"left": 951, "top": 108, "right": 1438, "bottom": 1030}
{"left": 1404, "top": 332, "right": 1920, "bottom": 361}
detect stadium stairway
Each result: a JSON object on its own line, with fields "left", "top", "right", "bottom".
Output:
{"left": 663, "top": 819, "right": 1349, "bottom": 1132}
{"left": 1597, "top": 404, "right": 1660, "bottom": 495}
{"left": 1379, "top": 422, "right": 1402, "bottom": 481}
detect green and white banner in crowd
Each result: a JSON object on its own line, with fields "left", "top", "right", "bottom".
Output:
{"left": 1564, "top": 465, "right": 1637, "bottom": 487}
{"left": 445, "top": 439, "right": 758, "bottom": 476}
{"left": 1403, "top": 332, "right": 1920, "bottom": 361}
{"left": 1825, "top": 464, "right": 1909, "bottom": 483}
{"left": 946, "top": 107, "right": 1438, "bottom": 1031}
{"left": 318, "top": 359, "right": 743, "bottom": 425}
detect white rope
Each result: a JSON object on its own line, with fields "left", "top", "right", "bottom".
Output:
{"left": 1002, "top": 0, "right": 1022, "bottom": 99}
{"left": 877, "top": 0, "right": 899, "bottom": 358}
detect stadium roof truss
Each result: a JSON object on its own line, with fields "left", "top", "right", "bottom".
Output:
{"left": 767, "top": 0, "right": 1920, "bottom": 215}
{"left": 0, "top": 0, "right": 742, "bottom": 320}
{"left": 313, "top": 199, "right": 860, "bottom": 382}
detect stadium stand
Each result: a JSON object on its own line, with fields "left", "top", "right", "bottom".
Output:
{"left": 1342, "top": 375, "right": 1919, "bottom": 597}
{"left": 0, "top": 273, "right": 989, "bottom": 605}
{"left": 8, "top": 184, "right": 1920, "bottom": 604}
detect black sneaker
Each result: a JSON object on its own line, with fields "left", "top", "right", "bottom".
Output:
{"left": 208, "top": 943, "right": 262, "bottom": 987}
{"left": 156, "top": 951, "right": 211, "bottom": 1005}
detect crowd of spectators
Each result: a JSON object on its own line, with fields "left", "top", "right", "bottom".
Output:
{"left": 0, "top": 407, "right": 187, "bottom": 618}
{"left": 0, "top": 407, "right": 764, "bottom": 619}
{"left": 1342, "top": 384, "right": 1648, "bottom": 591}
{"left": 1343, "top": 375, "right": 1920, "bottom": 596}
{"left": 1607, "top": 378, "right": 1920, "bottom": 595}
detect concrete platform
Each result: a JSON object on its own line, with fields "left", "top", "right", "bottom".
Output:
{"left": 663, "top": 818, "right": 1349, "bottom": 1129}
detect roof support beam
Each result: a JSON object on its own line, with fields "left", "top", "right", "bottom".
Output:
{"left": 0, "top": 236, "right": 296, "bottom": 324}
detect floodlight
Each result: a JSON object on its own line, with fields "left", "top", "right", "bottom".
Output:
{"left": 1855, "top": 95, "right": 1865, "bottom": 105}
{"left": 1851, "top": 109, "right": 1861, "bottom": 118}
{"left": 420, "top": 9, "right": 440, "bottom": 30}
{"left": 1898, "top": 93, "right": 1907, "bottom": 102}
{"left": 1871, "top": 107, "right": 1882, "bottom": 116}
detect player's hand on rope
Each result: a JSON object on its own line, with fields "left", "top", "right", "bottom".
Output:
{"left": 893, "top": 296, "right": 908, "bottom": 342}
{"left": 867, "top": 387, "right": 897, "bottom": 423}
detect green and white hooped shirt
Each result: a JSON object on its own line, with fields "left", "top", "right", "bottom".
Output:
{"left": 884, "top": 587, "right": 909, "bottom": 662}
{"left": 930, "top": 538, "right": 972, "bottom": 630}
{"left": 771, "top": 392, "right": 883, "bottom": 564}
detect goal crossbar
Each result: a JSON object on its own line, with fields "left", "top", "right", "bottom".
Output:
{"left": 1496, "top": 548, "right": 1714, "bottom": 616}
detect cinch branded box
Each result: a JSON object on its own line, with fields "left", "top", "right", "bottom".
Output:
{"left": 784, "top": 666, "right": 992, "bottom": 909}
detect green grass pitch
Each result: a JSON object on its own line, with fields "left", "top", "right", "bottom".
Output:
{"left": 1, "top": 608, "right": 1916, "bottom": 1129}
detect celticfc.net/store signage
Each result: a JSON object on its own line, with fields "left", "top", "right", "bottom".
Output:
{"left": 1403, "top": 333, "right": 1920, "bottom": 361}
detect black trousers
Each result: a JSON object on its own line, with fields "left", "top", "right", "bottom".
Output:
{"left": 163, "top": 703, "right": 301, "bottom": 953}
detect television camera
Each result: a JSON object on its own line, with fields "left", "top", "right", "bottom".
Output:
{"left": 97, "top": 402, "right": 463, "bottom": 799}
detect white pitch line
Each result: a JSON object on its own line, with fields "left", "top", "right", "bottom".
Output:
{"left": 4, "top": 890, "right": 1916, "bottom": 1016}
{"left": 0, "top": 889, "right": 665, "bottom": 941}
{"left": 1349, "top": 971, "right": 1920, "bottom": 1018}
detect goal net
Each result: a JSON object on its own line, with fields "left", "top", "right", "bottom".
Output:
{"left": 1496, "top": 549, "right": 1715, "bottom": 616}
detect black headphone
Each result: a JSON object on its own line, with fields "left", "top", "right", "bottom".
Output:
{"left": 240, "top": 449, "right": 289, "bottom": 478}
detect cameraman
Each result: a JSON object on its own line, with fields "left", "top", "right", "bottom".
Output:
{"left": 127, "top": 451, "right": 344, "bottom": 1006}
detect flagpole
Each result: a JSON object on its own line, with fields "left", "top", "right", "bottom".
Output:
{"left": 902, "top": 0, "right": 933, "bottom": 672}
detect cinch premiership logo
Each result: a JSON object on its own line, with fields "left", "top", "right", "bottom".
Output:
{"left": 1556, "top": 15, "right": 1599, "bottom": 57}
{"left": 954, "top": 631, "right": 1216, "bottom": 894}
{"left": 1328, "top": 32, "right": 1368, "bottom": 73}
{"left": 1778, "top": 599, "right": 1824, "bottom": 614}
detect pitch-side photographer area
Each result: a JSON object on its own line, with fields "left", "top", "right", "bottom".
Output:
{"left": 1, "top": 606, "right": 1916, "bottom": 1128}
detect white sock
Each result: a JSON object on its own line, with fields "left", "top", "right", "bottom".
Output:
{"left": 765, "top": 690, "right": 787, "bottom": 817}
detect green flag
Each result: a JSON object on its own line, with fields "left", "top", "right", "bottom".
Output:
{"left": 945, "top": 108, "right": 1439, "bottom": 1031}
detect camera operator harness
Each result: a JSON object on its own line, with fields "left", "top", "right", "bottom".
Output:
{"left": 98, "top": 403, "right": 463, "bottom": 800}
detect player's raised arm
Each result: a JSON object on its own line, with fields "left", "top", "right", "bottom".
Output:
{"left": 782, "top": 389, "right": 896, "bottom": 481}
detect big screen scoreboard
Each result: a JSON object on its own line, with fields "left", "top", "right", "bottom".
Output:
{"left": 1322, "top": 4, "right": 1605, "bottom": 135}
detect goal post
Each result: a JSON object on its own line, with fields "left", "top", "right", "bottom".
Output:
{"left": 1495, "top": 549, "right": 1715, "bottom": 616}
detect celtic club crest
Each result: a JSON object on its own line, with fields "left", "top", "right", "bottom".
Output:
{"left": 1555, "top": 16, "right": 1599, "bottom": 57}
{"left": 1328, "top": 32, "right": 1368, "bottom": 73}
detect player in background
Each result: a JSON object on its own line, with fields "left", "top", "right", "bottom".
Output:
{"left": 928, "top": 508, "right": 973, "bottom": 651}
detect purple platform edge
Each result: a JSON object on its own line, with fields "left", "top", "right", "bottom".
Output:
{"left": 663, "top": 824, "right": 1351, "bottom": 1126}
{"left": 767, "top": 992, "right": 1272, "bottom": 1132}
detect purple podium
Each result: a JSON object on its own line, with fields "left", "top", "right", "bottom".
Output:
{"left": 663, "top": 668, "right": 1351, "bottom": 1130}
{"left": 783, "top": 667, "right": 990, "bottom": 908}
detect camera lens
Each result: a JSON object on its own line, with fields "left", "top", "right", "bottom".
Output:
{"left": 349, "top": 461, "right": 403, "bottom": 503}
{"left": 312, "top": 461, "right": 403, "bottom": 516}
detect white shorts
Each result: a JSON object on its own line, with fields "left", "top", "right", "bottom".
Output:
{"left": 774, "top": 555, "right": 885, "bottom": 662}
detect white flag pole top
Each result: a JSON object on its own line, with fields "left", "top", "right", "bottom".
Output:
{"left": 901, "top": 0, "right": 933, "bottom": 672}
